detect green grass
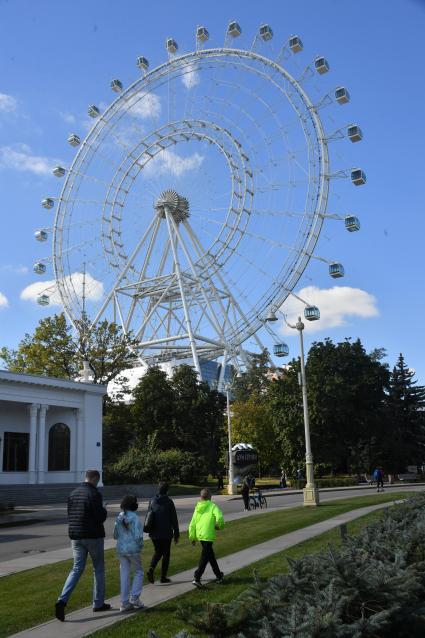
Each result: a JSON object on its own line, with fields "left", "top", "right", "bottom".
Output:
{"left": 93, "top": 508, "right": 389, "bottom": 638}
{"left": 0, "top": 491, "right": 414, "bottom": 638}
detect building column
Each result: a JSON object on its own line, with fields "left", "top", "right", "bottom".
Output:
{"left": 28, "top": 403, "right": 39, "bottom": 484}
{"left": 76, "top": 408, "right": 85, "bottom": 482}
{"left": 37, "top": 405, "right": 49, "bottom": 484}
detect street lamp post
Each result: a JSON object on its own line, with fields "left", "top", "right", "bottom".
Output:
{"left": 225, "top": 386, "right": 237, "bottom": 495}
{"left": 294, "top": 316, "right": 320, "bottom": 506}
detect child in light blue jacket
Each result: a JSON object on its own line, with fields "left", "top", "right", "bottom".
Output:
{"left": 113, "top": 494, "right": 144, "bottom": 612}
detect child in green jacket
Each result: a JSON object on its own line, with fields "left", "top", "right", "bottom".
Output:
{"left": 189, "top": 488, "right": 224, "bottom": 587}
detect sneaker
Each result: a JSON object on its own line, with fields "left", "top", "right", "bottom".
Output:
{"left": 55, "top": 600, "right": 66, "bottom": 622}
{"left": 93, "top": 603, "right": 112, "bottom": 612}
{"left": 160, "top": 576, "right": 172, "bottom": 583}
{"left": 120, "top": 603, "right": 134, "bottom": 612}
{"left": 215, "top": 572, "right": 224, "bottom": 583}
{"left": 147, "top": 568, "right": 154, "bottom": 584}
{"left": 192, "top": 578, "right": 203, "bottom": 588}
{"left": 130, "top": 599, "right": 145, "bottom": 609}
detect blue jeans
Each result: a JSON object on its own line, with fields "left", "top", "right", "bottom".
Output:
{"left": 58, "top": 538, "right": 105, "bottom": 608}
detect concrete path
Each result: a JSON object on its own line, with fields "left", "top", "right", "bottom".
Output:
{"left": 8, "top": 500, "right": 397, "bottom": 638}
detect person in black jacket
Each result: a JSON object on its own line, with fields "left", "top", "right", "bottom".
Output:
{"left": 146, "top": 482, "right": 179, "bottom": 584}
{"left": 55, "top": 470, "right": 110, "bottom": 621}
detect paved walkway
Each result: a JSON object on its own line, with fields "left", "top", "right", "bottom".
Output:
{"left": 8, "top": 500, "right": 397, "bottom": 638}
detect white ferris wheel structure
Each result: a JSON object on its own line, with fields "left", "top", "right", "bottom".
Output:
{"left": 34, "top": 21, "right": 365, "bottom": 385}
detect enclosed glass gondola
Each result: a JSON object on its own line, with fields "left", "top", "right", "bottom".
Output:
{"left": 304, "top": 306, "right": 320, "bottom": 321}
{"left": 347, "top": 125, "right": 363, "bottom": 143}
{"left": 335, "top": 87, "right": 350, "bottom": 104}
{"left": 228, "top": 21, "right": 241, "bottom": 37}
{"left": 315, "top": 56, "right": 329, "bottom": 74}
{"left": 196, "top": 26, "right": 209, "bottom": 42}
{"left": 88, "top": 105, "right": 100, "bottom": 118}
{"left": 111, "top": 79, "right": 123, "bottom": 93}
{"left": 67, "top": 134, "right": 80, "bottom": 147}
{"left": 41, "top": 198, "right": 54, "bottom": 209}
{"left": 166, "top": 38, "right": 178, "bottom": 53}
{"left": 136, "top": 56, "right": 149, "bottom": 71}
{"left": 345, "top": 215, "right": 360, "bottom": 232}
{"left": 37, "top": 294, "right": 49, "bottom": 306}
{"left": 329, "top": 262, "right": 345, "bottom": 278}
{"left": 351, "top": 168, "right": 366, "bottom": 186}
{"left": 259, "top": 24, "right": 273, "bottom": 41}
{"left": 35, "top": 230, "right": 48, "bottom": 242}
{"left": 52, "top": 166, "right": 65, "bottom": 177}
{"left": 289, "top": 35, "right": 303, "bottom": 53}
{"left": 33, "top": 262, "right": 46, "bottom": 274}
{"left": 274, "top": 343, "right": 289, "bottom": 357}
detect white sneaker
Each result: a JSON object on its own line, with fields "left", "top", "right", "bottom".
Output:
{"left": 130, "top": 599, "right": 145, "bottom": 609}
{"left": 120, "top": 603, "right": 134, "bottom": 612}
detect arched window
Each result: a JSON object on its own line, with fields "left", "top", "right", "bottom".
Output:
{"left": 48, "top": 423, "right": 70, "bottom": 471}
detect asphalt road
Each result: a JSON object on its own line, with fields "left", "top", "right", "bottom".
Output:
{"left": 1, "top": 485, "right": 423, "bottom": 562}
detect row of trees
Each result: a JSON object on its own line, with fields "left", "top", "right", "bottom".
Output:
{"left": 2, "top": 313, "right": 425, "bottom": 480}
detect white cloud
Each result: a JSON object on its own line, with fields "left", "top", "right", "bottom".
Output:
{"left": 279, "top": 285, "right": 379, "bottom": 334}
{"left": 0, "top": 143, "right": 61, "bottom": 176}
{"left": 0, "top": 292, "right": 9, "bottom": 308}
{"left": 130, "top": 93, "right": 161, "bottom": 119}
{"left": 181, "top": 66, "right": 200, "bottom": 89}
{"left": 143, "top": 148, "right": 204, "bottom": 178}
{"left": 0, "top": 93, "right": 18, "bottom": 113}
{"left": 58, "top": 111, "right": 76, "bottom": 124}
{"left": 20, "top": 272, "right": 104, "bottom": 305}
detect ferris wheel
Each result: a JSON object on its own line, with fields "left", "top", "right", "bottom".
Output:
{"left": 34, "top": 21, "right": 365, "bottom": 379}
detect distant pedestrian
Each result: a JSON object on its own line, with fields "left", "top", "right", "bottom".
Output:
{"left": 373, "top": 467, "right": 384, "bottom": 492}
{"left": 114, "top": 494, "right": 144, "bottom": 612}
{"left": 189, "top": 488, "right": 224, "bottom": 587}
{"left": 241, "top": 476, "right": 250, "bottom": 511}
{"left": 280, "top": 470, "right": 287, "bottom": 489}
{"left": 55, "top": 470, "right": 110, "bottom": 622}
{"left": 217, "top": 471, "right": 224, "bottom": 491}
{"left": 147, "top": 482, "right": 179, "bottom": 584}
{"left": 296, "top": 467, "right": 304, "bottom": 481}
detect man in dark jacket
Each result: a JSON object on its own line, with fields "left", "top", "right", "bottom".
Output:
{"left": 55, "top": 470, "right": 110, "bottom": 621}
{"left": 147, "top": 482, "right": 179, "bottom": 584}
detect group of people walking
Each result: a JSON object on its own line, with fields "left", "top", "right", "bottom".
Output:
{"left": 55, "top": 470, "right": 225, "bottom": 621}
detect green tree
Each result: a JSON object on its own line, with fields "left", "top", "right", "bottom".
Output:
{"left": 382, "top": 354, "right": 425, "bottom": 472}
{"left": 232, "top": 349, "right": 272, "bottom": 402}
{"left": 231, "top": 396, "right": 279, "bottom": 472}
{"left": 131, "top": 366, "right": 176, "bottom": 447}
{"left": 0, "top": 312, "right": 138, "bottom": 384}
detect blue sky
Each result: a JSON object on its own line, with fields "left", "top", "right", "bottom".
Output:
{"left": 0, "top": 0, "right": 424, "bottom": 382}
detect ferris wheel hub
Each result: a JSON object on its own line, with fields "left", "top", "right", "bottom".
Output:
{"left": 155, "top": 189, "right": 190, "bottom": 223}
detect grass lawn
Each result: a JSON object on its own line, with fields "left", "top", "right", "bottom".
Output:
{"left": 93, "top": 507, "right": 389, "bottom": 638}
{"left": 0, "top": 491, "right": 414, "bottom": 637}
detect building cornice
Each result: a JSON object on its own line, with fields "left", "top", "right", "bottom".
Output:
{"left": 0, "top": 370, "right": 106, "bottom": 395}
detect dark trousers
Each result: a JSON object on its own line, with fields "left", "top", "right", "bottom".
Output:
{"left": 150, "top": 538, "right": 172, "bottom": 577}
{"left": 377, "top": 477, "right": 384, "bottom": 490}
{"left": 194, "top": 540, "right": 221, "bottom": 580}
{"left": 242, "top": 491, "right": 250, "bottom": 510}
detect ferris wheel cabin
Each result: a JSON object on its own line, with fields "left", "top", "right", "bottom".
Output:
{"left": 41, "top": 198, "right": 54, "bottom": 209}
{"left": 351, "top": 168, "right": 366, "bottom": 186}
{"left": 304, "top": 306, "right": 320, "bottom": 321}
{"left": 289, "top": 35, "right": 303, "bottom": 53}
{"left": 67, "top": 134, "right": 80, "bottom": 147}
{"left": 329, "top": 262, "right": 345, "bottom": 278}
{"left": 37, "top": 294, "right": 50, "bottom": 306}
{"left": 227, "top": 22, "right": 241, "bottom": 38}
{"left": 274, "top": 343, "right": 289, "bottom": 357}
{"left": 166, "top": 38, "right": 178, "bottom": 53}
{"left": 315, "top": 56, "right": 330, "bottom": 74}
{"left": 88, "top": 105, "right": 100, "bottom": 118}
{"left": 345, "top": 215, "right": 360, "bottom": 232}
{"left": 111, "top": 79, "right": 123, "bottom": 93}
{"left": 136, "top": 56, "right": 149, "bottom": 71}
{"left": 52, "top": 166, "right": 65, "bottom": 177}
{"left": 33, "top": 262, "right": 46, "bottom": 275}
{"left": 335, "top": 87, "right": 350, "bottom": 104}
{"left": 34, "top": 230, "right": 48, "bottom": 242}
{"left": 348, "top": 125, "right": 363, "bottom": 143}
{"left": 196, "top": 26, "right": 209, "bottom": 42}
{"left": 259, "top": 25, "right": 273, "bottom": 41}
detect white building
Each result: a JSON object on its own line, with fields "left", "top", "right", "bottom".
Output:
{"left": 0, "top": 370, "right": 106, "bottom": 486}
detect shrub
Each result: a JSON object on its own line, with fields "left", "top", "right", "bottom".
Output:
{"left": 164, "top": 494, "right": 425, "bottom": 637}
